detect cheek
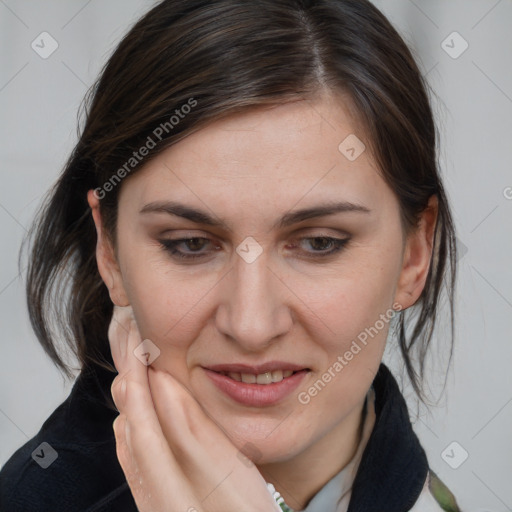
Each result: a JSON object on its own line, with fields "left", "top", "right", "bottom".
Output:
{"left": 121, "top": 269, "right": 221, "bottom": 383}
{"left": 290, "top": 275, "right": 397, "bottom": 441}
{"left": 118, "top": 246, "right": 224, "bottom": 348}
{"left": 300, "top": 254, "right": 400, "bottom": 352}
{"left": 291, "top": 248, "right": 401, "bottom": 410}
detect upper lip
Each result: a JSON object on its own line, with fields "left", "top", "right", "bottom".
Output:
{"left": 204, "top": 361, "right": 309, "bottom": 374}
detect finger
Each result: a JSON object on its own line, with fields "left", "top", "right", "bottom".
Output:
{"left": 109, "top": 305, "right": 154, "bottom": 416}
{"left": 147, "top": 369, "right": 236, "bottom": 491}
{"left": 113, "top": 413, "right": 197, "bottom": 512}
{"left": 112, "top": 414, "right": 141, "bottom": 494}
{"left": 108, "top": 309, "right": 202, "bottom": 510}
{"left": 120, "top": 377, "right": 203, "bottom": 511}
{"left": 147, "top": 370, "right": 253, "bottom": 473}
{"left": 109, "top": 305, "right": 168, "bottom": 450}
{"left": 108, "top": 305, "right": 134, "bottom": 373}
{"left": 147, "top": 368, "right": 223, "bottom": 453}
{"left": 148, "top": 369, "right": 281, "bottom": 511}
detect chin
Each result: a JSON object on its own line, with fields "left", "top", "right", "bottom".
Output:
{"left": 220, "top": 418, "right": 309, "bottom": 463}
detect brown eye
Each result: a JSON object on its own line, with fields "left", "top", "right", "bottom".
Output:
{"left": 298, "top": 236, "right": 349, "bottom": 255}
{"left": 159, "top": 237, "right": 218, "bottom": 260}
{"left": 307, "top": 237, "right": 337, "bottom": 251}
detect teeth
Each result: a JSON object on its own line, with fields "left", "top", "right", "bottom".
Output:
{"left": 223, "top": 370, "right": 295, "bottom": 384}
{"left": 256, "top": 372, "right": 273, "bottom": 384}
{"left": 271, "top": 370, "right": 283, "bottom": 382}
{"left": 241, "top": 373, "right": 257, "bottom": 384}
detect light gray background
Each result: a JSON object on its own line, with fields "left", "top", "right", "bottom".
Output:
{"left": 1, "top": 1, "right": 511, "bottom": 510}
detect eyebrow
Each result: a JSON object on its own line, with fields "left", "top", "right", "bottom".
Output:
{"left": 140, "top": 200, "right": 371, "bottom": 230}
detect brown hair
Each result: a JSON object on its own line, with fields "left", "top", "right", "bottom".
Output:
{"left": 23, "top": 0, "right": 457, "bottom": 402}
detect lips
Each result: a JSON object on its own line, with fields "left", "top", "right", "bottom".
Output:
{"left": 203, "top": 362, "right": 310, "bottom": 407}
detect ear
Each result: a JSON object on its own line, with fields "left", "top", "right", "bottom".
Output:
{"left": 394, "top": 195, "right": 438, "bottom": 310}
{"left": 87, "top": 190, "right": 130, "bottom": 307}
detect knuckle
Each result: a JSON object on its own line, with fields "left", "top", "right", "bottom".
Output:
{"left": 112, "top": 414, "right": 124, "bottom": 438}
{"left": 111, "top": 375, "right": 127, "bottom": 408}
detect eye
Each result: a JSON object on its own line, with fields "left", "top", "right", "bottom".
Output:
{"left": 158, "top": 235, "right": 350, "bottom": 263}
{"left": 159, "top": 237, "right": 219, "bottom": 260}
{"left": 291, "top": 236, "right": 350, "bottom": 257}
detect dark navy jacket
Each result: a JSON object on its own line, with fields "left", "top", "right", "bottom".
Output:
{"left": 0, "top": 362, "right": 459, "bottom": 511}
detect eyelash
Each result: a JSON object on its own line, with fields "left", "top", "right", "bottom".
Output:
{"left": 158, "top": 236, "right": 350, "bottom": 261}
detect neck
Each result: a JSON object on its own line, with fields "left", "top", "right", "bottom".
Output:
{"left": 257, "top": 398, "right": 368, "bottom": 511}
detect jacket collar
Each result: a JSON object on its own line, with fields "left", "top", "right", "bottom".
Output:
{"left": 348, "top": 363, "right": 429, "bottom": 512}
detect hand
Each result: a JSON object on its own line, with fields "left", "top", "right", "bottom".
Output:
{"left": 109, "top": 305, "right": 282, "bottom": 512}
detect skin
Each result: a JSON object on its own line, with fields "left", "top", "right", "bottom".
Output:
{"left": 107, "top": 305, "right": 282, "bottom": 511}
{"left": 88, "top": 91, "right": 437, "bottom": 510}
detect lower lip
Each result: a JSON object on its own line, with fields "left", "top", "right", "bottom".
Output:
{"left": 204, "top": 369, "right": 309, "bottom": 407}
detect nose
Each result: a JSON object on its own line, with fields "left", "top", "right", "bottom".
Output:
{"left": 215, "top": 248, "right": 293, "bottom": 352}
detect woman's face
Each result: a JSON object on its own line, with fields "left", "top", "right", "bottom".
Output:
{"left": 92, "top": 93, "right": 429, "bottom": 464}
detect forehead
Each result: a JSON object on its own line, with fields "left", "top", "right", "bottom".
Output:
{"left": 119, "top": 94, "right": 392, "bottom": 219}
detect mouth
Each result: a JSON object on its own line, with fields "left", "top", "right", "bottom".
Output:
{"left": 203, "top": 363, "right": 310, "bottom": 407}
{"left": 216, "top": 369, "right": 300, "bottom": 384}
